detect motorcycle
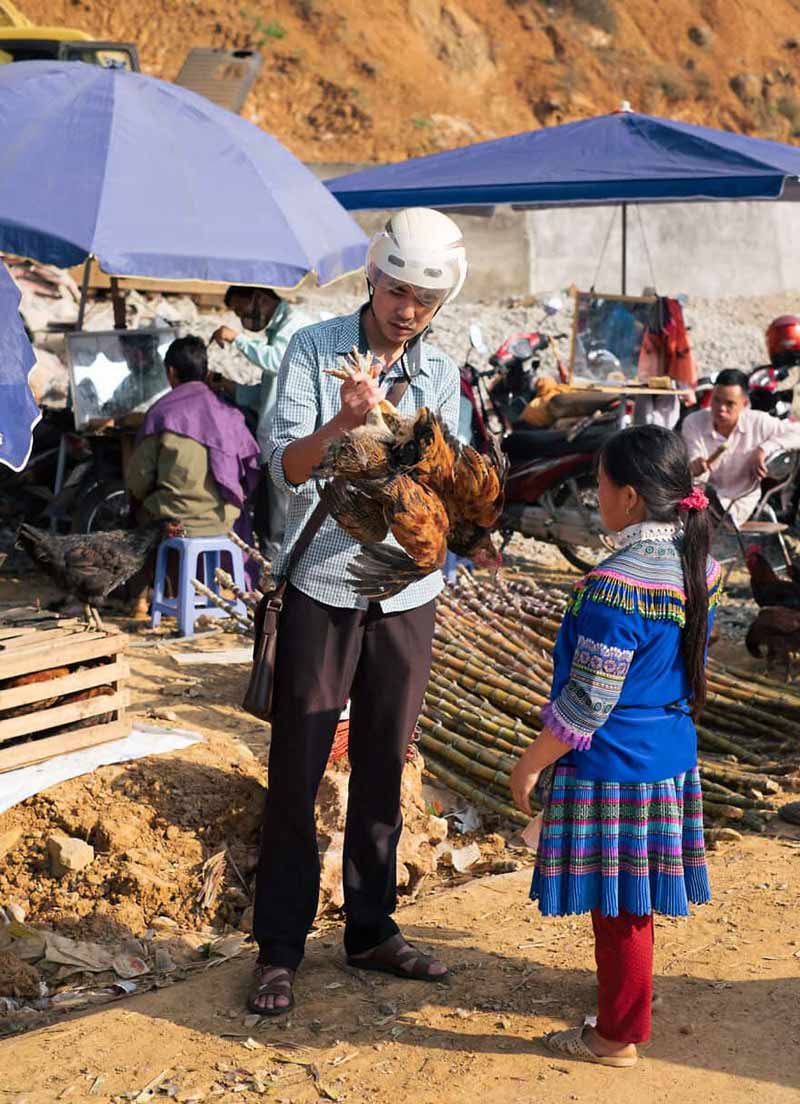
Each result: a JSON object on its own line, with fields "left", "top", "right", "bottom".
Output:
{"left": 463, "top": 321, "right": 622, "bottom": 572}
{"left": 748, "top": 363, "right": 797, "bottom": 419}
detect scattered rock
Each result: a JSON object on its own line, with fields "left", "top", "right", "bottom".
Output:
{"left": 5, "top": 903, "right": 26, "bottom": 923}
{"left": 730, "top": 73, "right": 762, "bottom": 105}
{"left": 0, "top": 829, "right": 22, "bottom": 862}
{"left": 237, "top": 905, "right": 254, "bottom": 933}
{"left": 688, "top": 24, "right": 713, "bottom": 48}
{"left": 46, "top": 835, "right": 94, "bottom": 878}
{"left": 0, "top": 951, "right": 41, "bottom": 999}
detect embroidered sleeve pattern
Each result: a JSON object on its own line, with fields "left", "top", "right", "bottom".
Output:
{"left": 545, "top": 634, "right": 634, "bottom": 751}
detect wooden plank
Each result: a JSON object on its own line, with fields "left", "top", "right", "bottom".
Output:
{"left": 0, "top": 689, "right": 128, "bottom": 744}
{"left": 0, "top": 634, "right": 127, "bottom": 681}
{"left": 0, "top": 623, "right": 77, "bottom": 642}
{"left": 0, "top": 659, "right": 129, "bottom": 712}
{"left": 0, "top": 719, "right": 131, "bottom": 773}
{"left": 0, "top": 629, "right": 107, "bottom": 656}
{"left": 0, "top": 625, "right": 90, "bottom": 650}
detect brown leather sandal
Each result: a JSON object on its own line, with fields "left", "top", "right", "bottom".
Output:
{"left": 346, "top": 933, "right": 449, "bottom": 981}
{"left": 247, "top": 964, "right": 295, "bottom": 1016}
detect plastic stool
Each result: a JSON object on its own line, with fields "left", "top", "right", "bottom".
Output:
{"left": 151, "top": 535, "right": 248, "bottom": 637}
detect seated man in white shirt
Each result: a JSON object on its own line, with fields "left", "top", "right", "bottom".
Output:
{"left": 681, "top": 368, "right": 800, "bottom": 525}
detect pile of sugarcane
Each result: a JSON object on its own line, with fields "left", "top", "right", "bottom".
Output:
{"left": 203, "top": 541, "right": 799, "bottom": 837}
{"left": 422, "top": 571, "right": 797, "bottom": 835}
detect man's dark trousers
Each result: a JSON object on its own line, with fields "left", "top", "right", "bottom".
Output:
{"left": 253, "top": 583, "right": 436, "bottom": 969}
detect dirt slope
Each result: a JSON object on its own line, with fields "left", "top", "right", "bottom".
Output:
{"left": 21, "top": 1, "right": 800, "bottom": 162}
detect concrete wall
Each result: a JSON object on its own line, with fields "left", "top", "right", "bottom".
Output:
{"left": 526, "top": 201, "right": 800, "bottom": 299}
{"left": 314, "top": 164, "right": 800, "bottom": 300}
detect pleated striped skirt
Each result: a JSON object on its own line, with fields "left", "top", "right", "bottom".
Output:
{"left": 530, "top": 763, "right": 711, "bottom": 917}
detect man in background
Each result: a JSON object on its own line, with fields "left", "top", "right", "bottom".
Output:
{"left": 682, "top": 367, "right": 800, "bottom": 524}
{"left": 211, "top": 286, "right": 310, "bottom": 553}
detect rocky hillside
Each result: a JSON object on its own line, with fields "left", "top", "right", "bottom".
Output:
{"left": 22, "top": 1, "right": 800, "bottom": 162}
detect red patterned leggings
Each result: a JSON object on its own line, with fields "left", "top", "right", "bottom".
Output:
{"left": 591, "top": 909, "right": 654, "bottom": 1044}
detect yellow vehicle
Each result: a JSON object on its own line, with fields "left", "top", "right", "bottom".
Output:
{"left": 0, "top": 1, "right": 139, "bottom": 70}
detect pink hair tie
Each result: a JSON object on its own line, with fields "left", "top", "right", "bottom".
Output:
{"left": 678, "top": 488, "right": 709, "bottom": 512}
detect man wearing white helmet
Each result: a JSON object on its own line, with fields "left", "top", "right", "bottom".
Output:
{"left": 248, "top": 209, "right": 466, "bottom": 1015}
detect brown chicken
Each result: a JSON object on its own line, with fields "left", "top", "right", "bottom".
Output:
{"left": 315, "top": 350, "right": 508, "bottom": 599}
{"left": 745, "top": 606, "right": 800, "bottom": 678}
{"left": 391, "top": 408, "right": 460, "bottom": 495}
{"left": 317, "top": 478, "right": 390, "bottom": 544}
{"left": 314, "top": 348, "right": 413, "bottom": 482}
{"left": 745, "top": 546, "right": 800, "bottom": 609}
{"left": 347, "top": 438, "right": 506, "bottom": 600}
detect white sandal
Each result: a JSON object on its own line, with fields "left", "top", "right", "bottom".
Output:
{"left": 544, "top": 1026, "right": 638, "bottom": 1068}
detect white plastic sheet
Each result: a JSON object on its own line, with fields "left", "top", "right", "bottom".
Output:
{"left": 0, "top": 724, "right": 203, "bottom": 814}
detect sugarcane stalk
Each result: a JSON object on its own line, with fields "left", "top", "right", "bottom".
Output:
{"left": 226, "top": 529, "right": 272, "bottom": 573}
{"left": 423, "top": 753, "right": 527, "bottom": 826}
{"left": 422, "top": 702, "right": 525, "bottom": 757}
{"left": 696, "top": 725, "right": 766, "bottom": 765}
{"left": 434, "top": 627, "right": 553, "bottom": 700}
{"left": 190, "top": 579, "right": 253, "bottom": 632}
{"left": 437, "top": 605, "right": 554, "bottom": 691}
{"left": 418, "top": 724, "right": 515, "bottom": 790}
{"left": 214, "top": 568, "right": 258, "bottom": 613}
{"left": 702, "top": 800, "right": 745, "bottom": 821}
{"left": 425, "top": 690, "right": 540, "bottom": 746}
{"left": 418, "top": 714, "right": 519, "bottom": 773}
{"left": 433, "top": 641, "right": 549, "bottom": 706}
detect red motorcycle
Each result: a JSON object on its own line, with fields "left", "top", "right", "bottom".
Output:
{"left": 461, "top": 324, "right": 622, "bottom": 572}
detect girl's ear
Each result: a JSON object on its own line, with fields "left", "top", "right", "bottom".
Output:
{"left": 623, "top": 484, "right": 643, "bottom": 517}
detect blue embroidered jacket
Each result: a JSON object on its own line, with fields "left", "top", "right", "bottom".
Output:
{"left": 543, "top": 522, "right": 721, "bottom": 784}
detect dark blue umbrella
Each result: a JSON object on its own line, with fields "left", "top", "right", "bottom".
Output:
{"left": 0, "top": 62, "right": 367, "bottom": 288}
{"left": 328, "top": 110, "right": 800, "bottom": 209}
{"left": 0, "top": 260, "right": 39, "bottom": 472}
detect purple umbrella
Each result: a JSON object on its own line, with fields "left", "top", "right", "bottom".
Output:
{"left": 0, "top": 61, "right": 367, "bottom": 288}
{"left": 0, "top": 260, "right": 39, "bottom": 472}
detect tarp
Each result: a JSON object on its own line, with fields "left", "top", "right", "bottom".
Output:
{"left": 0, "top": 61, "right": 367, "bottom": 288}
{"left": 327, "top": 111, "right": 800, "bottom": 210}
{"left": 0, "top": 259, "right": 39, "bottom": 472}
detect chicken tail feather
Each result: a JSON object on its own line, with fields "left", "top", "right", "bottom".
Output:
{"left": 347, "top": 542, "right": 437, "bottom": 600}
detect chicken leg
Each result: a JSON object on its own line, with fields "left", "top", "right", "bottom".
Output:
{"left": 83, "top": 603, "right": 105, "bottom": 633}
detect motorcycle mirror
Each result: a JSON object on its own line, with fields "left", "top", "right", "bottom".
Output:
{"left": 468, "top": 323, "right": 487, "bottom": 353}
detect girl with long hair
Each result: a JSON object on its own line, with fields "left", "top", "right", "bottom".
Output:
{"left": 510, "top": 424, "right": 720, "bottom": 1067}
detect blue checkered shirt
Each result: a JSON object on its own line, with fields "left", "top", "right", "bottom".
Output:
{"left": 268, "top": 308, "right": 460, "bottom": 611}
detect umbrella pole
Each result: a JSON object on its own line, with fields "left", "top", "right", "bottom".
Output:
{"left": 621, "top": 203, "right": 628, "bottom": 294}
{"left": 110, "top": 276, "right": 127, "bottom": 330}
{"left": 76, "top": 256, "right": 93, "bottom": 331}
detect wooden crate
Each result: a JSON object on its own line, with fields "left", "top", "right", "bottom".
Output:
{"left": 0, "top": 619, "right": 130, "bottom": 772}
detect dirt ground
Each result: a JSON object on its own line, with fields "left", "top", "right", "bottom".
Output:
{"left": 1, "top": 836, "right": 799, "bottom": 1104}
{"left": 1, "top": 567, "right": 800, "bottom": 1101}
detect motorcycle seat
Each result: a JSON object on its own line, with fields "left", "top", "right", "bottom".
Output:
{"left": 503, "top": 421, "right": 617, "bottom": 462}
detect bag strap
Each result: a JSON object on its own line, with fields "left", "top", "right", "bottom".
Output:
{"left": 281, "top": 376, "right": 412, "bottom": 589}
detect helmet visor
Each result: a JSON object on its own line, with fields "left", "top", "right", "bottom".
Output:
{"left": 379, "top": 274, "right": 446, "bottom": 309}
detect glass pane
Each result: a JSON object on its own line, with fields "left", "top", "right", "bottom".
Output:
{"left": 572, "top": 293, "right": 658, "bottom": 383}
{"left": 66, "top": 329, "right": 173, "bottom": 429}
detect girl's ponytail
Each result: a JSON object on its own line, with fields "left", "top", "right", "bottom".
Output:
{"left": 680, "top": 505, "right": 712, "bottom": 719}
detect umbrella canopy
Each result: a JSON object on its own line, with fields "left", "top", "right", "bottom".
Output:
{"left": 0, "top": 260, "right": 40, "bottom": 472}
{"left": 0, "top": 61, "right": 367, "bottom": 288}
{"left": 327, "top": 111, "right": 800, "bottom": 210}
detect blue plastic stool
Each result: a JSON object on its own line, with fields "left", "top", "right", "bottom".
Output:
{"left": 151, "top": 535, "right": 248, "bottom": 637}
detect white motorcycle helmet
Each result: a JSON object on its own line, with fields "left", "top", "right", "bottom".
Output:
{"left": 366, "top": 208, "right": 468, "bottom": 306}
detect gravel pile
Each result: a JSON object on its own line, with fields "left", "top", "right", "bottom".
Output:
{"left": 21, "top": 278, "right": 800, "bottom": 404}
{"left": 295, "top": 287, "right": 800, "bottom": 379}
